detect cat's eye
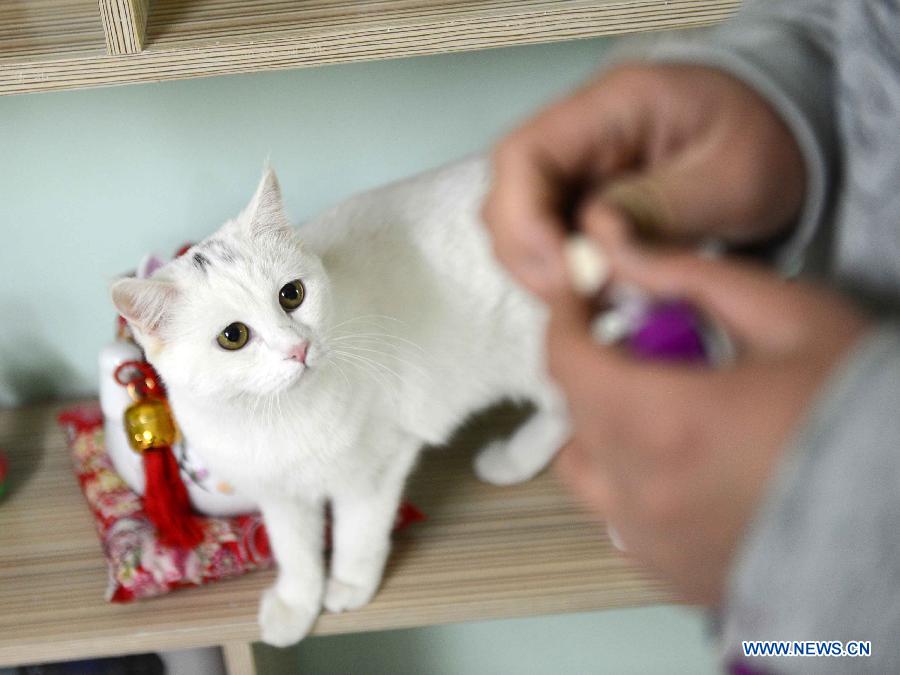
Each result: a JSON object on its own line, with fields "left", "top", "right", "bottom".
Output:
{"left": 217, "top": 322, "right": 250, "bottom": 350}
{"left": 279, "top": 279, "right": 305, "bottom": 312}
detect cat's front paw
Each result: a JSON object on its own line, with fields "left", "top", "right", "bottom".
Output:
{"left": 258, "top": 587, "right": 319, "bottom": 647}
{"left": 323, "top": 577, "right": 378, "bottom": 613}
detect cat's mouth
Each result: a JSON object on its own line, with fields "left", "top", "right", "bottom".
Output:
{"left": 276, "top": 343, "right": 317, "bottom": 390}
{"left": 268, "top": 365, "right": 307, "bottom": 394}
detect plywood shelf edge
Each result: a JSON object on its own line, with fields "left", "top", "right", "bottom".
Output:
{"left": 0, "top": 0, "right": 739, "bottom": 95}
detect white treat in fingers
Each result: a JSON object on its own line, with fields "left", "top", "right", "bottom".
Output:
{"left": 565, "top": 235, "right": 610, "bottom": 296}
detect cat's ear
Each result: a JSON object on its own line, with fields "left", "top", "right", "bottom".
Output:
{"left": 111, "top": 277, "right": 178, "bottom": 337}
{"left": 242, "top": 168, "right": 290, "bottom": 236}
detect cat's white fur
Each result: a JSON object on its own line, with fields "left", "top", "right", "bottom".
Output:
{"left": 111, "top": 156, "right": 569, "bottom": 646}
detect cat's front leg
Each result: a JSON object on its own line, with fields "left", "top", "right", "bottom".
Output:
{"left": 324, "top": 440, "right": 420, "bottom": 613}
{"left": 257, "top": 497, "right": 325, "bottom": 647}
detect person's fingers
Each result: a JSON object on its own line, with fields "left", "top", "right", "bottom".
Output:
{"left": 487, "top": 61, "right": 806, "bottom": 299}
{"left": 484, "top": 66, "right": 658, "bottom": 298}
{"left": 545, "top": 273, "right": 753, "bottom": 474}
{"left": 554, "top": 442, "right": 613, "bottom": 516}
{"left": 603, "top": 145, "right": 789, "bottom": 243}
{"left": 582, "top": 179, "right": 677, "bottom": 245}
{"left": 545, "top": 292, "right": 626, "bottom": 414}
{"left": 571, "top": 65, "right": 806, "bottom": 246}
{"left": 609, "top": 248, "right": 804, "bottom": 352}
{"left": 515, "top": 66, "right": 653, "bottom": 180}
{"left": 544, "top": 290, "right": 695, "bottom": 432}
{"left": 577, "top": 146, "right": 796, "bottom": 248}
{"left": 483, "top": 142, "right": 571, "bottom": 296}
{"left": 575, "top": 195, "right": 633, "bottom": 255}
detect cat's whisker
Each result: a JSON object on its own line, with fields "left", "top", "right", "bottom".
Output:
{"left": 332, "top": 358, "right": 395, "bottom": 401}
{"left": 322, "top": 314, "right": 407, "bottom": 340}
{"left": 333, "top": 349, "right": 408, "bottom": 388}
{"left": 322, "top": 352, "right": 353, "bottom": 388}
{"left": 329, "top": 331, "right": 430, "bottom": 366}
{"left": 328, "top": 333, "right": 421, "bottom": 348}
{"left": 335, "top": 344, "right": 429, "bottom": 379}
{"left": 331, "top": 350, "right": 396, "bottom": 382}
{"left": 328, "top": 332, "right": 426, "bottom": 354}
{"left": 334, "top": 361, "right": 352, "bottom": 388}
{"left": 247, "top": 392, "right": 263, "bottom": 421}
{"left": 331, "top": 351, "right": 401, "bottom": 397}
{"left": 331, "top": 345, "right": 430, "bottom": 380}
{"left": 275, "top": 390, "right": 287, "bottom": 423}
{"left": 262, "top": 391, "right": 273, "bottom": 423}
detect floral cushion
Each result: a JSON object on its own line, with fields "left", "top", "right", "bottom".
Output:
{"left": 58, "top": 404, "right": 424, "bottom": 602}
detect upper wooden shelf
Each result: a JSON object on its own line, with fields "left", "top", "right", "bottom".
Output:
{"left": 0, "top": 400, "right": 668, "bottom": 668}
{"left": 0, "top": 0, "right": 739, "bottom": 96}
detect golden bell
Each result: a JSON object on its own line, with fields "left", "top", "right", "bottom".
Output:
{"left": 124, "top": 398, "right": 177, "bottom": 453}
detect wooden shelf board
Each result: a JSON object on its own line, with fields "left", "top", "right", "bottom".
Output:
{"left": 0, "top": 0, "right": 739, "bottom": 95}
{"left": 0, "top": 400, "right": 668, "bottom": 667}
{"left": 0, "top": 0, "right": 104, "bottom": 61}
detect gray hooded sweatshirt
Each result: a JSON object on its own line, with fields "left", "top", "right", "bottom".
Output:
{"left": 645, "top": 1, "right": 900, "bottom": 673}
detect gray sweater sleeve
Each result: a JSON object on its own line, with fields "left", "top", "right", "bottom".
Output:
{"left": 646, "top": 0, "right": 840, "bottom": 275}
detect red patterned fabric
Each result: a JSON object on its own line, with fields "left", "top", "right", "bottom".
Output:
{"left": 58, "top": 404, "right": 425, "bottom": 602}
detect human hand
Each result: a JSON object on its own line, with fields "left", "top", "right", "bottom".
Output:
{"left": 484, "top": 63, "right": 806, "bottom": 299}
{"left": 548, "top": 247, "right": 869, "bottom": 605}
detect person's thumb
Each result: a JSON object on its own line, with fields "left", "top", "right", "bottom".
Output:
{"left": 579, "top": 130, "right": 802, "bottom": 247}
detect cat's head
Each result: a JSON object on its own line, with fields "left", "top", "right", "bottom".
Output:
{"left": 111, "top": 169, "right": 331, "bottom": 400}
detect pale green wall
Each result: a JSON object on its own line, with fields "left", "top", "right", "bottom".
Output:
{"left": 0, "top": 38, "right": 719, "bottom": 673}
{"left": 257, "top": 607, "right": 719, "bottom": 675}
{"left": 0, "top": 39, "right": 613, "bottom": 405}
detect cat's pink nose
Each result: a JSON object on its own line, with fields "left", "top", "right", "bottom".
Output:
{"left": 288, "top": 341, "right": 309, "bottom": 364}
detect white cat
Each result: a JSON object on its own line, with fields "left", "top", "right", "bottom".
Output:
{"left": 111, "top": 156, "right": 570, "bottom": 646}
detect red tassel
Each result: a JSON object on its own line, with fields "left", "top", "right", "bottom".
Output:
{"left": 142, "top": 446, "right": 203, "bottom": 549}
{"left": 116, "top": 359, "right": 204, "bottom": 550}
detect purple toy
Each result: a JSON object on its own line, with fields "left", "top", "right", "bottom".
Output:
{"left": 628, "top": 300, "right": 709, "bottom": 362}
{"left": 562, "top": 235, "right": 731, "bottom": 364}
